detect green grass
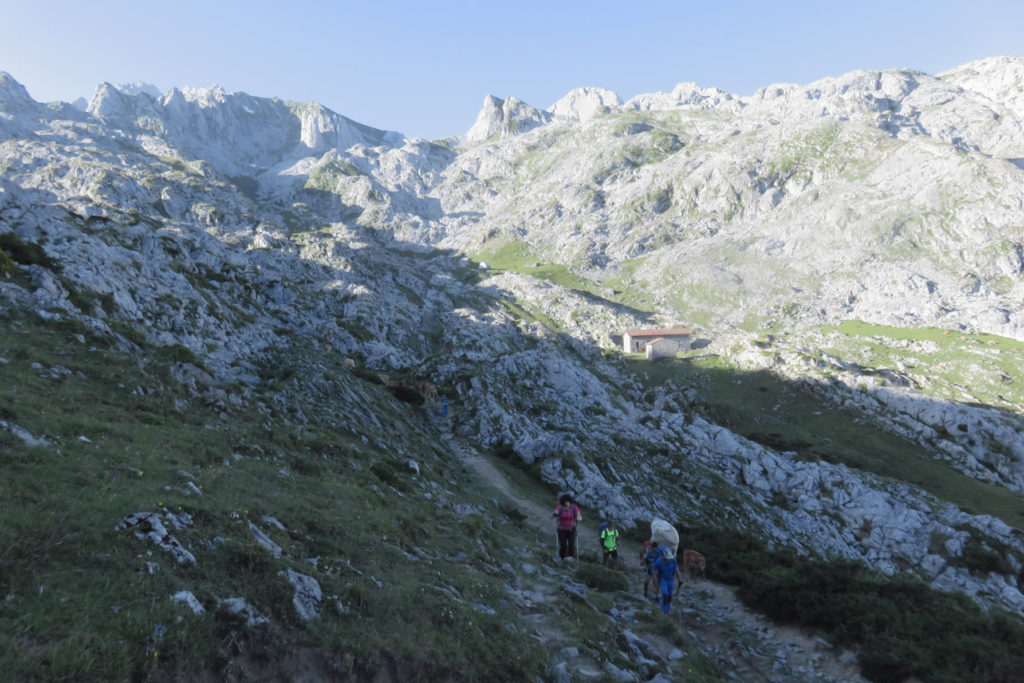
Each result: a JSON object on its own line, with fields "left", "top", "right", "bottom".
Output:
{"left": 472, "top": 237, "right": 667, "bottom": 323}
{"left": 473, "top": 236, "right": 535, "bottom": 271}
{"left": 0, "top": 310, "right": 552, "bottom": 681}
{"left": 821, "top": 321, "right": 1024, "bottom": 407}
{"left": 497, "top": 299, "right": 561, "bottom": 333}
{"left": 829, "top": 320, "right": 1024, "bottom": 354}
{"left": 474, "top": 237, "right": 590, "bottom": 288}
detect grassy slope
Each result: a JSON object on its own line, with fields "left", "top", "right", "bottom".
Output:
{"left": 0, "top": 308, "right": 555, "bottom": 681}
{"left": 822, "top": 321, "right": 1024, "bottom": 411}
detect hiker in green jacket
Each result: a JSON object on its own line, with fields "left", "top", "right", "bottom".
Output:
{"left": 600, "top": 521, "right": 621, "bottom": 568}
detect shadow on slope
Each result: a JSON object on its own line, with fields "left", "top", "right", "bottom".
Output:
{"left": 625, "top": 355, "right": 1024, "bottom": 533}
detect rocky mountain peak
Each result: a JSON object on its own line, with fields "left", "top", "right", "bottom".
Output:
{"left": 191, "top": 84, "right": 230, "bottom": 105}
{"left": 0, "top": 71, "right": 38, "bottom": 111}
{"left": 940, "top": 55, "right": 1024, "bottom": 119}
{"left": 115, "top": 81, "right": 162, "bottom": 99}
{"left": 85, "top": 81, "right": 165, "bottom": 126}
{"left": 624, "top": 81, "right": 739, "bottom": 112}
{"left": 464, "top": 94, "right": 552, "bottom": 142}
{"left": 85, "top": 81, "right": 131, "bottom": 117}
{"left": 548, "top": 86, "right": 622, "bottom": 120}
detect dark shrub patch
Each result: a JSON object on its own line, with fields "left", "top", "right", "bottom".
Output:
{"left": 959, "top": 535, "right": 1015, "bottom": 576}
{"left": 370, "top": 461, "right": 398, "bottom": 484}
{"left": 0, "top": 233, "right": 61, "bottom": 272}
{"left": 388, "top": 384, "right": 422, "bottom": 404}
{"left": 682, "top": 524, "right": 1024, "bottom": 682}
{"left": 493, "top": 443, "right": 516, "bottom": 459}
{"left": 575, "top": 563, "right": 629, "bottom": 592}
{"left": 0, "top": 247, "right": 15, "bottom": 276}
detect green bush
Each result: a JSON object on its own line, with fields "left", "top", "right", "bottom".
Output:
{"left": 575, "top": 562, "right": 629, "bottom": 592}
{"left": 683, "top": 524, "right": 1024, "bottom": 683}
{"left": 0, "top": 233, "right": 61, "bottom": 271}
{"left": 959, "top": 535, "right": 1015, "bottom": 576}
{"left": 370, "top": 460, "right": 397, "bottom": 484}
{"left": 0, "top": 247, "right": 15, "bottom": 276}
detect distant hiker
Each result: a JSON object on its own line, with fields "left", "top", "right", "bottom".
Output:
{"left": 653, "top": 547, "right": 682, "bottom": 615}
{"left": 599, "top": 521, "right": 621, "bottom": 568}
{"left": 551, "top": 493, "right": 582, "bottom": 560}
{"left": 640, "top": 540, "right": 658, "bottom": 599}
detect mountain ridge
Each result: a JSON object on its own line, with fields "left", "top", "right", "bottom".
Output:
{"left": 2, "top": 57, "right": 1024, "bottom": 680}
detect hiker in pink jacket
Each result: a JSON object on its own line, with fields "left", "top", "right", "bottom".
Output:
{"left": 551, "top": 493, "right": 582, "bottom": 560}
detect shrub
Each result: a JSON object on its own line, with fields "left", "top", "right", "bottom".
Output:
{"left": 0, "top": 247, "right": 15, "bottom": 276}
{"left": 492, "top": 443, "right": 516, "bottom": 459}
{"left": 0, "top": 233, "right": 61, "bottom": 271}
{"left": 388, "top": 384, "right": 422, "bottom": 404}
{"left": 575, "top": 562, "right": 629, "bottom": 592}
{"left": 684, "top": 524, "right": 1024, "bottom": 682}
{"left": 370, "top": 460, "right": 398, "bottom": 484}
{"left": 959, "top": 535, "right": 1014, "bottom": 576}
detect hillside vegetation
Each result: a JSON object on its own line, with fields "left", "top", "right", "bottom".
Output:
{"left": 0, "top": 308, "right": 556, "bottom": 680}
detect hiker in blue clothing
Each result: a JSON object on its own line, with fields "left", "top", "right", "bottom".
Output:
{"left": 652, "top": 546, "right": 682, "bottom": 615}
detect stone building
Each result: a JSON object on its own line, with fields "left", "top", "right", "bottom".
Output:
{"left": 622, "top": 328, "right": 692, "bottom": 354}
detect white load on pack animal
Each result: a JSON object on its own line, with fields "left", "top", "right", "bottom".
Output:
{"left": 650, "top": 518, "right": 679, "bottom": 555}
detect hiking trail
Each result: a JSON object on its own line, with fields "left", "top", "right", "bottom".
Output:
{"left": 447, "top": 434, "right": 867, "bottom": 682}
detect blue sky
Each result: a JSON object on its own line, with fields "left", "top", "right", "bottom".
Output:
{"left": 2, "top": 0, "right": 1022, "bottom": 140}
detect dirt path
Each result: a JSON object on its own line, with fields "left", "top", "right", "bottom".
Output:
{"left": 448, "top": 435, "right": 867, "bottom": 682}
{"left": 453, "top": 439, "right": 554, "bottom": 532}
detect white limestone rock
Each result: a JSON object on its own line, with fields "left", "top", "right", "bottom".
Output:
{"left": 465, "top": 95, "right": 551, "bottom": 142}
{"left": 248, "top": 521, "right": 283, "bottom": 558}
{"left": 218, "top": 597, "right": 269, "bottom": 626}
{"left": 0, "top": 420, "right": 51, "bottom": 447}
{"left": 624, "top": 82, "right": 739, "bottom": 112}
{"left": 549, "top": 87, "right": 622, "bottom": 121}
{"left": 115, "top": 512, "right": 196, "bottom": 566}
{"left": 170, "top": 590, "right": 206, "bottom": 614}
{"left": 281, "top": 569, "right": 322, "bottom": 621}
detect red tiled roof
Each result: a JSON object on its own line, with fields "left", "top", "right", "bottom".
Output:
{"left": 624, "top": 328, "right": 691, "bottom": 337}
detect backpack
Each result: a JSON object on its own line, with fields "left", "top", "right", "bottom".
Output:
{"left": 556, "top": 504, "right": 578, "bottom": 530}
